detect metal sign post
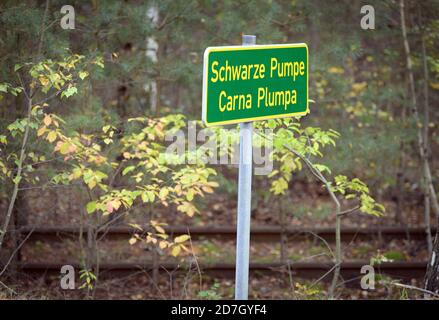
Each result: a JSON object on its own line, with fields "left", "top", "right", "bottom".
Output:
{"left": 234, "top": 34, "right": 255, "bottom": 300}
{"left": 201, "top": 35, "right": 309, "bottom": 299}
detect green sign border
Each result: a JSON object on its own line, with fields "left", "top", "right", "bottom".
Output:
{"left": 202, "top": 43, "right": 309, "bottom": 127}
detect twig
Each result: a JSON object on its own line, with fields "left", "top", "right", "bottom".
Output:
{"left": 0, "top": 227, "right": 34, "bottom": 277}
{"left": 0, "top": 280, "right": 17, "bottom": 295}
{"left": 304, "top": 230, "right": 335, "bottom": 260}
{"left": 392, "top": 282, "right": 439, "bottom": 298}
{"left": 188, "top": 228, "right": 203, "bottom": 291}
{"left": 339, "top": 206, "right": 360, "bottom": 217}
{"left": 309, "top": 263, "right": 340, "bottom": 289}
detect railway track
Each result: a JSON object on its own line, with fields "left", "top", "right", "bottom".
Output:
{"left": 6, "top": 225, "right": 433, "bottom": 285}
{"left": 15, "top": 261, "right": 428, "bottom": 285}
{"left": 17, "top": 225, "right": 437, "bottom": 242}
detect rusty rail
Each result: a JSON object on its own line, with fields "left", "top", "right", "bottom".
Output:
{"left": 16, "top": 261, "right": 427, "bottom": 285}
{"left": 18, "top": 225, "right": 436, "bottom": 242}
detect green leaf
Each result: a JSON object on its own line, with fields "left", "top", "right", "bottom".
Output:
{"left": 78, "top": 71, "right": 89, "bottom": 80}
{"left": 13, "top": 175, "right": 22, "bottom": 184}
{"left": 0, "top": 83, "right": 8, "bottom": 93}
{"left": 270, "top": 177, "right": 288, "bottom": 195}
{"left": 186, "top": 189, "right": 194, "bottom": 201}
{"left": 62, "top": 86, "right": 78, "bottom": 98}
{"left": 314, "top": 164, "right": 331, "bottom": 174}
{"left": 86, "top": 201, "right": 97, "bottom": 214}
{"left": 122, "top": 166, "right": 135, "bottom": 176}
{"left": 59, "top": 142, "right": 70, "bottom": 154}
{"left": 141, "top": 191, "right": 155, "bottom": 203}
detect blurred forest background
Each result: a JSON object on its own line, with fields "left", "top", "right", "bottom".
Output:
{"left": 0, "top": 0, "right": 439, "bottom": 299}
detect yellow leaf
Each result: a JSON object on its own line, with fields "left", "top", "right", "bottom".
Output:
{"left": 113, "top": 199, "right": 121, "bottom": 211}
{"left": 70, "top": 168, "right": 82, "bottom": 180}
{"left": 88, "top": 179, "right": 97, "bottom": 190}
{"left": 129, "top": 223, "right": 143, "bottom": 231}
{"left": 159, "top": 188, "right": 169, "bottom": 199}
{"left": 177, "top": 202, "right": 198, "bottom": 217}
{"left": 154, "top": 224, "right": 166, "bottom": 234}
{"left": 174, "top": 234, "right": 190, "bottom": 244}
{"left": 150, "top": 220, "right": 158, "bottom": 226}
{"left": 201, "top": 186, "right": 214, "bottom": 194}
{"left": 351, "top": 82, "right": 367, "bottom": 94}
{"left": 47, "top": 131, "right": 57, "bottom": 143}
{"left": 39, "top": 76, "right": 50, "bottom": 86}
{"left": 208, "top": 181, "right": 219, "bottom": 188}
{"left": 43, "top": 114, "right": 52, "bottom": 126}
{"left": 37, "top": 126, "right": 46, "bottom": 137}
{"left": 328, "top": 67, "right": 344, "bottom": 74}
{"left": 171, "top": 245, "right": 181, "bottom": 257}
{"left": 159, "top": 241, "right": 167, "bottom": 249}
{"left": 129, "top": 237, "right": 137, "bottom": 245}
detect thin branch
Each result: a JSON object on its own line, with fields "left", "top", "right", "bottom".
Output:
{"left": 392, "top": 282, "right": 439, "bottom": 298}
{"left": 0, "top": 97, "right": 33, "bottom": 249}
{"left": 0, "top": 280, "right": 17, "bottom": 295}
{"left": 35, "top": 83, "right": 69, "bottom": 105}
{"left": 303, "top": 230, "right": 335, "bottom": 260}
{"left": 309, "top": 262, "right": 340, "bottom": 289}
{"left": 339, "top": 206, "right": 360, "bottom": 217}
{"left": 187, "top": 228, "right": 202, "bottom": 292}
{"left": 0, "top": 227, "right": 34, "bottom": 277}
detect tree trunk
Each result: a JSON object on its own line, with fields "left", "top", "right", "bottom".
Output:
{"left": 421, "top": 33, "right": 432, "bottom": 254}
{"left": 146, "top": 5, "right": 159, "bottom": 115}
{"left": 425, "top": 232, "right": 439, "bottom": 295}
{"left": 399, "top": 0, "right": 439, "bottom": 291}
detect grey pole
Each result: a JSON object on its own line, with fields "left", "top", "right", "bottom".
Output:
{"left": 235, "top": 34, "right": 256, "bottom": 300}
